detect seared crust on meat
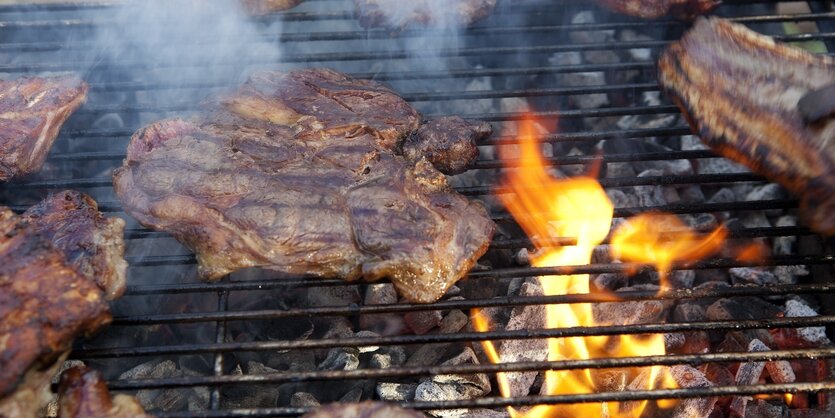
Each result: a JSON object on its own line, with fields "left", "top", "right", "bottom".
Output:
{"left": 658, "top": 17, "right": 835, "bottom": 235}
{"left": 403, "top": 116, "right": 490, "bottom": 175}
{"left": 0, "top": 75, "right": 88, "bottom": 181}
{"left": 240, "top": 0, "right": 301, "bottom": 15}
{"left": 354, "top": 0, "right": 496, "bottom": 30}
{"left": 303, "top": 402, "right": 426, "bottom": 418}
{"left": 21, "top": 191, "right": 127, "bottom": 300}
{"left": 595, "top": 0, "right": 719, "bottom": 19}
{"left": 0, "top": 208, "right": 111, "bottom": 406}
{"left": 113, "top": 68, "right": 495, "bottom": 303}
{"left": 58, "top": 366, "right": 154, "bottom": 418}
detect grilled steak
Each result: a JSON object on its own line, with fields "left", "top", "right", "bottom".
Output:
{"left": 22, "top": 191, "right": 127, "bottom": 300}
{"left": 403, "top": 116, "right": 490, "bottom": 175}
{"left": 303, "top": 402, "right": 426, "bottom": 418}
{"left": 113, "top": 68, "right": 495, "bottom": 303}
{"left": 658, "top": 17, "right": 835, "bottom": 235}
{"left": 240, "top": 0, "right": 301, "bottom": 15}
{"left": 0, "top": 75, "right": 88, "bottom": 181}
{"left": 0, "top": 208, "right": 111, "bottom": 418}
{"left": 58, "top": 366, "right": 154, "bottom": 418}
{"left": 354, "top": 0, "right": 496, "bottom": 30}
{"left": 594, "top": 0, "right": 719, "bottom": 19}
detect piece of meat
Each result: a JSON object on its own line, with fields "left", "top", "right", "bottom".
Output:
{"left": 658, "top": 17, "right": 835, "bottom": 235}
{"left": 240, "top": 0, "right": 302, "bottom": 15}
{"left": 594, "top": 0, "right": 719, "bottom": 19}
{"left": 0, "top": 208, "right": 111, "bottom": 418}
{"left": 0, "top": 75, "right": 88, "bottom": 181}
{"left": 58, "top": 366, "right": 154, "bottom": 418}
{"left": 303, "top": 402, "right": 426, "bottom": 418}
{"left": 113, "top": 68, "right": 495, "bottom": 303}
{"left": 21, "top": 191, "right": 128, "bottom": 300}
{"left": 403, "top": 116, "right": 490, "bottom": 175}
{"left": 354, "top": 0, "right": 496, "bottom": 30}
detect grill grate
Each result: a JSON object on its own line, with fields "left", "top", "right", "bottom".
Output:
{"left": 2, "top": 0, "right": 835, "bottom": 417}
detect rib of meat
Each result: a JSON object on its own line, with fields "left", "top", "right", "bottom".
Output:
{"left": 58, "top": 366, "right": 154, "bottom": 418}
{"left": 113, "top": 68, "right": 495, "bottom": 303}
{"left": 0, "top": 75, "right": 88, "bottom": 181}
{"left": 594, "top": 0, "right": 719, "bottom": 19}
{"left": 240, "top": 0, "right": 302, "bottom": 15}
{"left": 0, "top": 209, "right": 111, "bottom": 418}
{"left": 21, "top": 191, "right": 128, "bottom": 300}
{"left": 658, "top": 17, "right": 835, "bottom": 235}
{"left": 354, "top": 0, "right": 496, "bottom": 30}
{"left": 303, "top": 402, "right": 426, "bottom": 418}
{"left": 403, "top": 116, "right": 490, "bottom": 175}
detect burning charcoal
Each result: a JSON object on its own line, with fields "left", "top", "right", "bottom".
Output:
{"left": 266, "top": 349, "right": 317, "bottom": 372}
{"left": 606, "top": 189, "right": 639, "bottom": 209}
{"left": 591, "top": 369, "right": 629, "bottom": 392}
{"left": 514, "top": 248, "right": 530, "bottom": 265}
{"left": 407, "top": 343, "right": 452, "bottom": 367}
{"left": 682, "top": 213, "right": 719, "bottom": 231}
{"left": 354, "top": 331, "right": 381, "bottom": 353}
{"left": 339, "top": 388, "right": 363, "bottom": 403}
{"left": 678, "top": 185, "right": 706, "bottom": 203}
{"left": 665, "top": 332, "right": 686, "bottom": 351}
{"left": 360, "top": 284, "right": 404, "bottom": 335}
{"left": 569, "top": 11, "right": 614, "bottom": 43}
{"left": 618, "top": 93, "right": 678, "bottom": 130}
{"left": 606, "top": 162, "right": 637, "bottom": 179}
{"left": 730, "top": 267, "right": 780, "bottom": 286}
{"left": 707, "top": 299, "right": 755, "bottom": 321}
{"left": 774, "top": 265, "right": 809, "bottom": 285}
{"left": 593, "top": 273, "right": 628, "bottom": 291}
{"left": 291, "top": 392, "right": 321, "bottom": 408}
{"left": 698, "top": 157, "right": 748, "bottom": 175}
{"left": 745, "top": 184, "right": 787, "bottom": 216}
{"left": 774, "top": 216, "right": 798, "bottom": 255}
{"left": 669, "top": 270, "right": 696, "bottom": 289}
{"left": 370, "top": 353, "right": 392, "bottom": 369}
{"left": 790, "top": 410, "right": 833, "bottom": 417}
{"left": 765, "top": 359, "right": 797, "bottom": 384}
{"left": 663, "top": 186, "right": 682, "bottom": 205}
{"left": 366, "top": 283, "right": 398, "bottom": 305}
{"left": 440, "top": 310, "right": 469, "bottom": 334}
{"left": 119, "top": 360, "right": 194, "bottom": 412}
{"left": 594, "top": 285, "right": 671, "bottom": 326}
{"left": 319, "top": 348, "right": 360, "bottom": 371}
{"left": 620, "top": 29, "right": 653, "bottom": 61}
{"left": 670, "top": 365, "right": 718, "bottom": 418}
{"left": 633, "top": 169, "right": 667, "bottom": 207}
{"left": 729, "top": 339, "right": 770, "bottom": 417}
{"left": 785, "top": 299, "right": 831, "bottom": 345}
{"left": 323, "top": 318, "right": 355, "bottom": 339}
{"left": 432, "top": 347, "right": 490, "bottom": 393}
{"left": 496, "top": 279, "right": 548, "bottom": 396}
{"left": 376, "top": 383, "right": 417, "bottom": 401}
{"left": 702, "top": 363, "right": 735, "bottom": 387}
{"left": 307, "top": 285, "right": 361, "bottom": 307}
{"left": 404, "top": 310, "right": 443, "bottom": 335}
{"left": 634, "top": 158, "right": 694, "bottom": 176}
{"left": 682, "top": 135, "right": 709, "bottom": 151}
{"left": 592, "top": 245, "right": 612, "bottom": 264}
{"left": 745, "top": 399, "right": 789, "bottom": 418}
{"left": 674, "top": 303, "right": 707, "bottom": 322}
{"left": 742, "top": 212, "right": 772, "bottom": 229}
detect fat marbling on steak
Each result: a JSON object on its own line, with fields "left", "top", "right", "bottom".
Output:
{"left": 58, "top": 367, "right": 154, "bottom": 418}
{"left": 21, "top": 190, "right": 128, "bottom": 300}
{"left": 0, "top": 208, "right": 111, "bottom": 418}
{"left": 113, "top": 68, "right": 495, "bottom": 303}
{"left": 659, "top": 17, "right": 835, "bottom": 235}
{"left": 354, "top": 0, "right": 496, "bottom": 30}
{"left": 595, "top": 0, "right": 719, "bottom": 19}
{"left": 0, "top": 75, "right": 88, "bottom": 181}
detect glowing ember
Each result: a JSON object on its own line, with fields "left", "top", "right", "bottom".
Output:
{"left": 474, "top": 115, "right": 738, "bottom": 417}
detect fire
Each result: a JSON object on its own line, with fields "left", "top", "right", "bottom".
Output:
{"left": 475, "top": 115, "right": 735, "bottom": 417}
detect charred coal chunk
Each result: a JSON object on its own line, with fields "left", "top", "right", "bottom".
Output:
{"left": 302, "top": 401, "right": 426, "bottom": 418}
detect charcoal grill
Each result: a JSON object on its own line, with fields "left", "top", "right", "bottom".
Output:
{"left": 2, "top": 0, "right": 835, "bottom": 416}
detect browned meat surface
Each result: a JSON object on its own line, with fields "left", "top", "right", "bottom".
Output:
{"left": 0, "top": 208, "right": 111, "bottom": 417}
{"left": 113, "top": 68, "right": 495, "bottom": 303}
{"left": 0, "top": 75, "right": 88, "bottom": 181}
{"left": 58, "top": 366, "right": 154, "bottom": 418}
{"left": 658, "top": 17, "right": 835, "bottom": 235}
{"left": 22, "top": 191, "right": 127, "bottom": 300}
{"left": 303, "top": 402, "right": 426, "bottom": 418}
{"left": 403, "top": 116, "right": 490, "bottom": 175}
{"left": 240, "top": 0, "right": 302, "bottom": 15}
{"left": 354, "top": 0, "right": 496, "bottom": 30}
{"left": 595, "top": 0, "right": 719, "bottom": 19}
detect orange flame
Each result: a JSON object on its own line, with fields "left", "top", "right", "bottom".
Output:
{"left": 609, "top": 213, "right": 727, "bottom": 287}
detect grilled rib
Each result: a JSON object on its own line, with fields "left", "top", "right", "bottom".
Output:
{"left": 595, "top": 0, "right": 719, "bottom": 19}
{"left": 0, "top": 75, "right": 88, "bottom": 181}
{"left": 658, "top": 17, "right": 835, "bottom": 235}
{"left": 0, "top": 208, "right": 111, "bottom": 418}
{"left": 21, "top": 191, "right": 128, "bottom": 300}
{"left": 113, "top": 68, "right": 495, "bottom": 303}
{"left": 58, "top": 366, "right": 154, "bottom": 418}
